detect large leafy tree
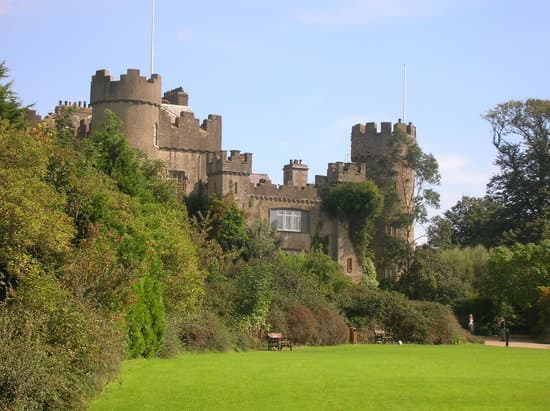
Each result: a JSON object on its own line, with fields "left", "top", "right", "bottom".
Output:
{"left": 484, "top": 99, "right": 550, "bottom": 244}
{"left": 371, "top": 128, "right": 441, "bottom": 275}
{"left": 427, "top": 196, "right": 503, "bottom": 248}
{"left": 477, "top": 241, "right": 550, "bottom": 331}
{"left": 0, "top": 61, "right": 28, "bottom": 128}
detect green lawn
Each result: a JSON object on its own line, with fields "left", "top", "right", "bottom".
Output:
{"left": 89, "top": 344, "right": 550, "bottom": 411}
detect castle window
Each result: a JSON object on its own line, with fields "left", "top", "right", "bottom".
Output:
{"left": 270, "top": 209, "right": 309, "bottom": 233}
{"left": 347, "top": 258, "right": 353, "bottom": 273}
{"left": 153, "top": 122, "right": 159, "bottom": 147}
{"left": 167, "top": 170, "right": 186, "bottom": 193}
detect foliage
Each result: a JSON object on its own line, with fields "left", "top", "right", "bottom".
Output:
{"left": 126, "top": 276, "right": 166, "bottom": 358}
{"left": 245, "top": 220, "right": 281, "bottom": 260}
{"left": 477, "top": 241, "right": 550, "bottom": 332}
{"left": 535, "top": 287, "right": 550, "bottom": 343}
{"left": 0, "top": 82, "right": 205, "bottom": 408}
{"left": 368, "top": 127, "right": 441, "bottom": 274}
{"left": 454, "top": 296, "right": 499, "bottom": 336}
{"left": 235, "top": 262, "right": 274, "bottom": 333}
{"left": 0, "top": 123, "right": 75, "bottom": 300}
{"left": 0, "top": 276, "right": 124, "bottom": 411}
{"left": 322, "top": 180, "right": 382, "bottom": 279}
{"left": 0, "top": 61, "right": 28, "bottom": 128}
{"left": 484, "top": 99, "right": 550, "bottom": 244}
{"left": 322, "top": 180, "right": 383, "bottom": 242}
{"left": 191, "top": 196, "right": 251, "bottom": 260}
{"left": 428, "top": 196, "right": 503, "bottom": 248}
{"left": 338, "top": 284, "right": 469, "bottom": 344}
{"left": 398, "top": 247, "right": 471, "bottom": 305}
{"left": 398, "top": 245, "right": 489, "bottom": 306}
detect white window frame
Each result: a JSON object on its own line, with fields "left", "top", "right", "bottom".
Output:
{"left": 270, "top": 209, "right": 308, "bottom": 233}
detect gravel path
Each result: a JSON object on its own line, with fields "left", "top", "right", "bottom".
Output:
{"left": 484, "top": 335, "right": 550, "bottom": 349}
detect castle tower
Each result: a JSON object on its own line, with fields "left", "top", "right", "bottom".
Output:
{"left": 283, "top": 159, "right": 308, "bottom": 187}
{"left": 207, "top": 150, "right": 253, "bottom": 209}
{"left": 90, "top": 69, "right": 162, "bottom": 159}
{"left": 350, "top": 120, "right": 417, "bottom": 274}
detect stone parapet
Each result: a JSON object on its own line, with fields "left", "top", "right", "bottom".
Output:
{"left": 249, "top": 181, "right": 320, "bottom": 204}
{"left": 207, "top": 150, "right": 252, "bottom": 176}
{"left": 327, "top": 161, "right": 367, "bottom": 184}
{"left": 90, "top": 69, "right": 161, "bottom": 107}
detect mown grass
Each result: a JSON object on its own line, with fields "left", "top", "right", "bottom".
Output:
{"left": 89, "top": 344, "right": 550, "bottom": 410}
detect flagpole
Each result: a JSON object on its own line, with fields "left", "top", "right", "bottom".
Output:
{"left": 151, "top": 0, "right": 155, "bottom": 76}
{"left": 402, "top": 64, "right": 407, "bottom": 123}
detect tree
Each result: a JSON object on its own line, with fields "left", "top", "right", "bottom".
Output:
{"left": 398, "top": 246, "right": 484, "bottom": 306}
{"left": 484, "top": 99, "right": 550, "bottom": 244}
{"left": 477, "top": 241, "right": 550, "bottom": 331}
{"left": 0, "top": 61, "right": 28, "bottom": 128}
{"left": 428, "top": 196, "right": 503, "bottom": 248}
{"left": 372, "top": 128, "right": 441, "bottom": 274}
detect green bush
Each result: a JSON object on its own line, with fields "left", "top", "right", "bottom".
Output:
{"left": 338, "top": 285, "right": 469, "bottom": 344}
{"left": 0, "top": 278, "right": 124, "bottom": 410}
{"left": 178, "top": 310, "right": 233, "bottom": 352}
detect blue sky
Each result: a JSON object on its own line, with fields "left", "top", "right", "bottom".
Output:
{"left": 1, "top": 0, "right": 548, "bottom": 240}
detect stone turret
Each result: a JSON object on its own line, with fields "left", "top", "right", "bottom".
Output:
{"left": 90, "top": 69, "right": 162, "bottom": 158}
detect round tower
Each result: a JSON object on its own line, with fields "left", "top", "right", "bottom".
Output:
{"left": 350, "top": 120, "right": 417, "bottom": 260}
{"left": 90, "top": 69, "right": 162, "bottom": 158}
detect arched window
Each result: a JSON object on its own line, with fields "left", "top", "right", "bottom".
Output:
{"left": 347, "top": 258, "right": 353, "bottom": 273}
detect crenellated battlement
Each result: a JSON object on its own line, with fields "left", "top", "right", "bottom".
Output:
{"left": 326, "top": 161, "right": 367, "bottom": 184}
{"left": 249, "top": 180, "right": 320, "bottom": 204}
{"left": 90, "top": 69, "right": 161, "bottom": 107}
{"left": 351, "top": 119, "right": 416, "bottom": 164}
{"left": 207, "top": 150, "right": 253, "bottom": 176}
{"left": 351, "top": 119, "right": 416, "bottom": 139}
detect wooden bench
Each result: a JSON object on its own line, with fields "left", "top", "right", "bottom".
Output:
{"left": 374, "top": 328, "right": 393, "bottom": 344}
{"left": 267, "top": 332, "right": 293, "bottom": 351}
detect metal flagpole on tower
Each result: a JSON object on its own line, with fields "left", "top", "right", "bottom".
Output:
{"left": 402, "top": 64, "right": 407, "bottom": 123}
{"left": 151, "top": 0, "right": 155, "bottom": 76}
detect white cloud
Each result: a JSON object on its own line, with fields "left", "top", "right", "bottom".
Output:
{"left": 437, "top": 153, "right": 491, "bottom": 185}
{"left": 295, "top": 0, "right": 469, "bottom": 25}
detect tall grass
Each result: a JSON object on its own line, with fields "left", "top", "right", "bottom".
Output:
{"left": 90, "top": 344, "right": 550, "bottom": 410}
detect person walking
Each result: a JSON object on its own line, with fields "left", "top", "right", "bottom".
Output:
{"left": 468, "top": 314, "right": 475, "bottom": 334}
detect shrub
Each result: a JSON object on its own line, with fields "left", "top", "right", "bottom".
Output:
{"left": 316, "top": 306, "right": 349, "bottom": 345}
{"left": 338, "top": 285, "right": 469, "bottom": 344}
{"left": 178, "top": 310, "right": 233, "bottom": 352}
{"left": 285, "top": 304, "right": 319, "bottom": 345}
{"left": 0, "top": 278, "right": 124, "bottom": 410}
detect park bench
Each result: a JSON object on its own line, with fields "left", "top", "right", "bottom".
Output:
{"left": 374, "top": 328, "right": 393, "bottom": 344}
{"left": 267, "top": 332, "right": 293, "bottom": 351}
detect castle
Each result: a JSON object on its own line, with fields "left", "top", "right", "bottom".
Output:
{"left": 51, "top": 68, "right": 416, "bottom": 281}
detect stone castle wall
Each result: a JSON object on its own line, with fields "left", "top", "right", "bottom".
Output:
{"left": 80, "top": 67, "right": 417, "bottom": 282}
